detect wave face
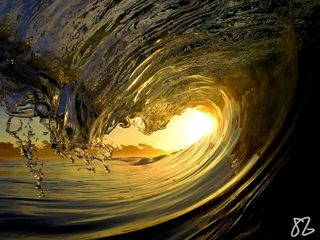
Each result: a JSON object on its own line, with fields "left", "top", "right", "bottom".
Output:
{"left": 0, "top": 1, "right": 300, "bottom": 239}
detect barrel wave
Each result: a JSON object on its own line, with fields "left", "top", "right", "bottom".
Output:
{"left": 0, "top": 1, "right": 310, "bottom": 239}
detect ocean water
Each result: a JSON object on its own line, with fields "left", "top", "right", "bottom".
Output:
{"left": 0, "top": 0, "right": 319, "bottom": 239}
{"left": 0, "top": 139, "right": 235, "bottom": 240}
{"left": 1, "top": 158, "right": 186, "bottom": 239}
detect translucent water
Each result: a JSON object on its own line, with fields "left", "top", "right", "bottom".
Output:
{"left": 0, "top": 0, "right": 312, "bottom": 239}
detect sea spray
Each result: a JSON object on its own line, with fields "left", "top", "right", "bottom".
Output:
{"left": 6, "top": 117, "right": 45, "bottom": 198}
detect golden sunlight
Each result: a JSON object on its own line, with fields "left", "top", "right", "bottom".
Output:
{"left": 184, "top": 109, "right": 216, "bottom": 144}
{"left": 106, "top": 108, "right": 217, "bottom": 154}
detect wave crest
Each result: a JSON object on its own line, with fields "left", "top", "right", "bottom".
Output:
{"left": 0, "top": 1, "right": 298, "bottom": 238}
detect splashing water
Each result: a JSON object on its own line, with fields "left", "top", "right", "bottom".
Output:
{"left": 0, "top": 0, "right": 316, "bottom": 239}
{"left": 5, "top": 117, "right": 46, "bottom": 198}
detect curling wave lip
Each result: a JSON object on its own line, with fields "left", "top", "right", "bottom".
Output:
{"left": 0, "top": 0, "right": 301, "bottom": 239}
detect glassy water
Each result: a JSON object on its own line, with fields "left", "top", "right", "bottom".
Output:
{"left": 1, "top": 158, "right": 194, "bottom": 239}
{"left": 0, "top": 0, "right": 318, "bottom": 239}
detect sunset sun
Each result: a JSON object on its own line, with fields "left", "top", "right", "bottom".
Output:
{"left": 106, "top": 108, "right": 217, "bottom": 153}
{"left": 183, "top": 109, "right": 216, "bottom": 145}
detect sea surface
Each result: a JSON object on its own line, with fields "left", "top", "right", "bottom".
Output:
{"left": 0, "top": 0, "right": 319, "bottom": 239}
{"left": 0, "top": 158, "right": 175, "bottom": 239}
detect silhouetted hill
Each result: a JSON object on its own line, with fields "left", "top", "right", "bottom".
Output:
{"left": 0, "top": 141, "right": 169, "bottom": 160}
{"left": 112, "top": 143, "right": 168, "bottom": 157}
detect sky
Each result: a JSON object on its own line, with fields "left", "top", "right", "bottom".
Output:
{"left": 0, "top": 108, "right": 216, "bottom": 158}
{"left": 0, "top": 109, "right": 49, "bottom": 145}
{"left": 106, "top": 108, "right": 216, "bottom": 151}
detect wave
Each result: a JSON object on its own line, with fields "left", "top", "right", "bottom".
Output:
{"left": 0, "top": 0, "right": 304, "bottom": 239}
